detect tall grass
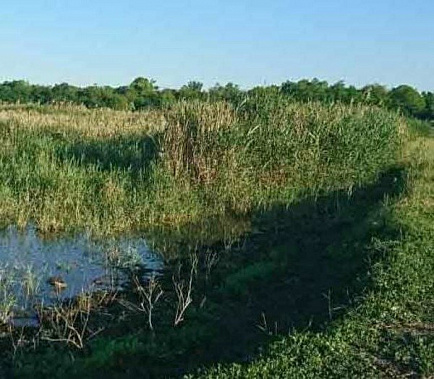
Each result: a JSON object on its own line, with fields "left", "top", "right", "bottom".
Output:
{"left": 0, "top": 98, "right": 406, "bottom": 238}
{"left": 194, "top": 126, "right": 434, "bottom": 379}
{"left": 162, "top": 101, "right": 235, "bottom": 183}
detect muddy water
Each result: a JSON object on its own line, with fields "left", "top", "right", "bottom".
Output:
{"left": 0, "top": 225, "right": 163, "bottom": 326}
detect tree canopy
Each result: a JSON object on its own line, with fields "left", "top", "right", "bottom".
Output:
{"left": 0, "top": 77, "right": 432, "bottom": 120}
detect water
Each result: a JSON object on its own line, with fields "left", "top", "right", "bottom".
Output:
{"left": 0, "top": 225, "right": 163, "bottom": 326}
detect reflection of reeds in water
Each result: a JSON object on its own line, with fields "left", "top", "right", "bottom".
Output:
{"left": 0, "top": 241, "right": 152, "bottom": 327}
{"left": 105, "top": 246, "right": 144, "bottom": 269}
{"left": 21, "top": 264, "right": 42, "bottom": 301}
{"left": 0, "top": 263, "right": 43, "bottom": 325}
{"left": 0, "top": 266, "right": 16, "bottom": 324}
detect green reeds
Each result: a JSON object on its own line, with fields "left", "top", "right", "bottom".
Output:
{"left": 0, "top": 99, "right": 406, "bottom": 237}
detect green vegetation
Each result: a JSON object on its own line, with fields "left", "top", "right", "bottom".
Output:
{"left": 0, "top": 98, "right": 404, "bottom": 238}
{"left": 0, "top": 95, "right": 433, "bottom": 378}
{"left": 1, "top": 78, "right": 433, "bottom": 120}
{"left": 196, "top": 137, "right": 434, "bottom": 378}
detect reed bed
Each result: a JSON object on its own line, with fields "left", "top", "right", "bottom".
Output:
{"left": 0, "top": 98, "right": 406, "bottom": 237}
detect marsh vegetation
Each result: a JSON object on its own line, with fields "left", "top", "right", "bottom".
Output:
{"left": 0, "top": 95, "right": 432, "bottom": 378}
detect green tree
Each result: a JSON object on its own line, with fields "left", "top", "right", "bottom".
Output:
{"left": 52, "top": 83, "right": 79, "bottom": 103}
{"left": 130, "top": 77, "right": 157, "bottom": 93}
{"left": 209, "top": 82, "right": 243, "bottom": 105}
{"left": 179, "top": 81, "right": 204, "bottom": 100}
{"left": 160, "top": 89, "right": 177, "bottom": 107}
{"left": 422, "top": 91, "right": 434, "bottom": 119}
{"left": 361, "top": 84, "right": 389, "bottom": 106}
{"left": 389, "top": 85, "right": 426, "bottom": 116}
{"left": 128, "top": 77, "right": 159, "bottom": 109}
{"left": 0, "top": 80, "right": 32, "bottom": 103}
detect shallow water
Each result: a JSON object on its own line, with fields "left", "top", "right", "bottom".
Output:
{"left": 0, "top": 225, "right": 163, "bottom": 325}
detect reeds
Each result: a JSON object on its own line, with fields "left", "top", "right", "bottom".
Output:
{"left": 0, "top": 99, "right": 406, "bottom": 237}
{"left": 162, "top": 100, "right": 235, "bottom": 182}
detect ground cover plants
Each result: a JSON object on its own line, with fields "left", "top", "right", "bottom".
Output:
{"left": 0, "top": 95, "right": 433, "bottom": 378}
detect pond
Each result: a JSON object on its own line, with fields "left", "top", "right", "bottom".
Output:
{"left": 0, "top": 225, "right": 163, "bottom": 327}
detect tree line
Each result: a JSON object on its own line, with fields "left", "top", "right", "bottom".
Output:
{"left": 0, "top": 77, "right": 433, "bottom": 119}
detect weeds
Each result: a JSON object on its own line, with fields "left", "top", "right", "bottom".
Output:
{"left": 37, "top": 293, "right": 101, "bottom": 350}
{"left": 173, "top": 254, "right": 198, "bottom": 326}
{"left": 132, "top": 275, "right": 163, "bottom": 331}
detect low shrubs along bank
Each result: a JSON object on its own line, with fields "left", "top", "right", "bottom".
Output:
{"left": 0, "top": 97, "right": 405, "bottom": 241}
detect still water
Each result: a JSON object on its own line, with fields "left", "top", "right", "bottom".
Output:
{"left": 0, "top": 225, "right": 163, "bottom": 326}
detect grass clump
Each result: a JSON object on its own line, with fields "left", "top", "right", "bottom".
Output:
{"left": 162, "top": 100, "right": 236, "bottom": 183}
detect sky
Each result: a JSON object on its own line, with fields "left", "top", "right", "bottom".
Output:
{"left": 1, "top": 0, "right": 433, "bottom": 91}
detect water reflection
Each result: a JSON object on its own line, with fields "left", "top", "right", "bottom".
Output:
{"left": 0, "top": 225, "right": 163, "bottom": 325}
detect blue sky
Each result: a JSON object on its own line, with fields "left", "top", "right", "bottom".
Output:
{"left": 1, "top": 0, "right": 433, "bottom": 91}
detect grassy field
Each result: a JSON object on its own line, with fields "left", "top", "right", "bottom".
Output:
{"left": 0, "top": 99, "right": 433, "bottom": 378}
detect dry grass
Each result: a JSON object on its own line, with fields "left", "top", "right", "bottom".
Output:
{"left": 0, "top": 103, "right": 165, "bottom": 138}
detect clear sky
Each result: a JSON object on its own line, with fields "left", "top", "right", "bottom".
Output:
{"left": 1, "top": 0, "right": 433, "bottom": 91}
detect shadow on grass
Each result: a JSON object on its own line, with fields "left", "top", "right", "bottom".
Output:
{"left": 54, "top": 132, "right": 161, "bottom": 180}
{"left": 77, "top": 165, "right": 406, "bottom": 378}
